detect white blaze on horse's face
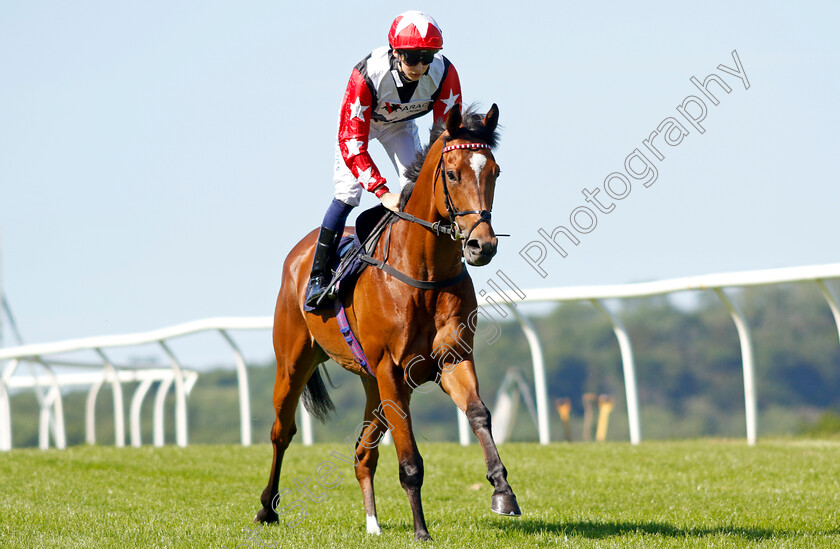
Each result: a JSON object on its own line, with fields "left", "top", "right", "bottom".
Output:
{"left": 469, "top": 152, "right": 487, "bottom": 187}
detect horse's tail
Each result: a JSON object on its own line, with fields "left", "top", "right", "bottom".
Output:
{"left": 301, "top": 364, "right": 335, "bottom": 423}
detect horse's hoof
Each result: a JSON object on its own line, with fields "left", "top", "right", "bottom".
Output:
{"left": 254, "top": 508, "right": 279, "bottom": 524}
{"left": 491, "top": 493, "right": 521, "bottom": 516}
{"left": 414, "top": 530, "right": 433, "bottom": 541}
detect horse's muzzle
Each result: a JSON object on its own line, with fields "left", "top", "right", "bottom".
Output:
{"left": 464, "top": 236, "right": 498, "bottom": 266}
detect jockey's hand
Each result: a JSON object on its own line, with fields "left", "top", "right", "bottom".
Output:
{"left": 379, "top": 192, "right": 401, "bottom": 212}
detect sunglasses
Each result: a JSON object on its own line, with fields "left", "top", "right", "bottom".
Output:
{"left": 398, "top": 49, "right": 437, "bottom": 66}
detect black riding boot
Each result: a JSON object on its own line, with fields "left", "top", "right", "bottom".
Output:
{"left": 305, "top": 226, "right": 339, "bottom": 308}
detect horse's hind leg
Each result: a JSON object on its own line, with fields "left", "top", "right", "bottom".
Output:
{"left": 254, "top": 303, "right": 323, "bottom": 523}
{"left": 439, "top": 361, "right": 521, "bottom": 516}
{"left": 354, "top": 376, "right": 388, "bottom": 535}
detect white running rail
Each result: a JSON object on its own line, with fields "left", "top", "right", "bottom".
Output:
{"left": 1, "top": 263, "right": 839, "bottom": 451}
{"left": 0, "top": 317, "right": 271, "bottom": 450}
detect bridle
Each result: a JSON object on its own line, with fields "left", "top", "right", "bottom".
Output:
{"left": 392, "top": 137, "right": 497, "bottom": 246}
{"left": 436, "top": 139, "right": 495, "bottom": 245}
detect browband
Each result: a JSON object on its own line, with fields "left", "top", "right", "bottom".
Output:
{"left": 441, "top": 143, "right": 492, "bottom": 153}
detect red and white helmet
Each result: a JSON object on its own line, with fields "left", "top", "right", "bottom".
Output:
{"left": 388, "top": 10, "right": 443, "bottom": 50}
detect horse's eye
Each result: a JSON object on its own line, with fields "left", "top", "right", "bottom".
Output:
{"left": 446, "top": 170, "right": 458, "bottom": 182}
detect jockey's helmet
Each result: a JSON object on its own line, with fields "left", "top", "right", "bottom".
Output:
{"left": 388, "top": 10, "right": 444, "bottom": 50}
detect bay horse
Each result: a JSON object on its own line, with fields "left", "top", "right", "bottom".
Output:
{"left": 254, "top": 103, "right": 520, "bottom": 541}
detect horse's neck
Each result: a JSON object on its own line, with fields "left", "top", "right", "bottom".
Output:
{"left": 388, "top": 147, "right": 463, "bottom": 280}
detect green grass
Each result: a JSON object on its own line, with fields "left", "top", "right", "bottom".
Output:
{"left": 1, "top": 440, "right": 838, "bottom": 548}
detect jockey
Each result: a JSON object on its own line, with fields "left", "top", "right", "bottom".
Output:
{"left": 305, "top": 10, "right": 462, "bottom": 308}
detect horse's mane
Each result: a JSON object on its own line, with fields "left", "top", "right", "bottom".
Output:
{"left": 399, "top": 104, "right": 500, "bottom": 210}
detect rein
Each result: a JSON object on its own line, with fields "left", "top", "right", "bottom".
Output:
{"left": 357, "top": 209, "right": 469, "bottom": 290}
{"left": 391, "top": 210, "right": 459, "bottom": 238}
{"left": 359, "top": 253, "right": 469, "bottom": 289}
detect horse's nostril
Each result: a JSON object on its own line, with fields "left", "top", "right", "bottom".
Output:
{"left": 466, "top": 239, "right": 481, "bottom": 250}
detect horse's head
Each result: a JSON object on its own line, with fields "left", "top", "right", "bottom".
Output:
{"left": 436, "top": 103, "right": 501, "bottom": 266}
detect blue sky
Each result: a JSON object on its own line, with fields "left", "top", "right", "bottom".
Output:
{"left": 1, "top": 1, "right": 838, "bottom": 365}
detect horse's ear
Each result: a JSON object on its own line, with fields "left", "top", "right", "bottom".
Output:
{"left": 483, "top": 103, "right": 499, "bottom": 132}
{"left": 446, "top": 103, "right": 462, "bottom": 137}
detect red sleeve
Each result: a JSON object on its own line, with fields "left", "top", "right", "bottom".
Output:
{"left": 433, "top": 63, "right": 462, "bottom": 124}
{"left": 337, "top": 68, "right": 390, "bottom": 196}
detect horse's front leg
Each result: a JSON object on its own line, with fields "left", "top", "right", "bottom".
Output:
{"left": 376, "top": 367, "right": 431, "bottom": 541}
{"left": 439, "top": 361, "right": 521, "bottom": 516}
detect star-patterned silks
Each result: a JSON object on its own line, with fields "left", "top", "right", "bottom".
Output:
{"left": 350, "top": 98, "right": 369, "bottom": 122}
{"left": 344, "top": 138, "right": 362, "bottom": 157}
{"left": 440, "top": 90, "right": 460, "bottom": 115}
{"left": 356, "top": 167, "right": 375, "bottom": 187}
{"left": 336, "top": 45, "right": 461, "bottom": 194}
{"left": 393, "top": 11, "right": 440, "bottom": 39}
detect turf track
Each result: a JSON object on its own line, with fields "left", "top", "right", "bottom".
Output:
{"left": 1, "top": 440, "right": 838, "bottom": 548}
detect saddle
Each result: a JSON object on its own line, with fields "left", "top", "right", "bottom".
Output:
{"left": 303, "top": 204, "right": 393, "bottom": 313}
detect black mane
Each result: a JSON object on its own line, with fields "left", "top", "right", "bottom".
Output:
{"left": 399, "top": 104, "right": 500, "bottom": 210}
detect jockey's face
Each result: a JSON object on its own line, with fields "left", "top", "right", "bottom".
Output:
{"left": 393, "top": 49, "right": 431, "bottom": 82}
